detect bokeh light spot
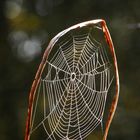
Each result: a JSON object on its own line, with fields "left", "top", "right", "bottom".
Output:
{"left": 5, "top": 1, "right": 22, "bottom": 19}
{"left": 18, "top": 39, "right": 42, "bottom": 62}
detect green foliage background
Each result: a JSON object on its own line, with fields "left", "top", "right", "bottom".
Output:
{"left": 0, "top": 0, "right": 140, "bottom": 139}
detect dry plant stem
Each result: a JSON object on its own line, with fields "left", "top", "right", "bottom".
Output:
{"left": 101, "top": 21, "right": 120, "bottom": 140}
{"left": 24, "top": 19, "right": 119, "bottom": 140}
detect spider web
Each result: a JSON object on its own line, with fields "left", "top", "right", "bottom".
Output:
{"left": 30, "top": 27, "right": 114, "bottom": 140}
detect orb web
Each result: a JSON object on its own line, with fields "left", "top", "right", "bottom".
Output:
{"left": 30, "top": 26, "right": 114, "bottom": 140}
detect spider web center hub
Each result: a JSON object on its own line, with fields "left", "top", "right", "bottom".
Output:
{"left": 70, "top": 72, "right": 76, "bottom": 81}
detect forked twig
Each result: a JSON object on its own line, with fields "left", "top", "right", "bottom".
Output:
{"left": 25, "top": 19, "right": 119, "bottom": 140}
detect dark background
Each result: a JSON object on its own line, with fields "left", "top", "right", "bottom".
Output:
{"left": 0, "top": 0, "right": 140, "bottom": 139}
